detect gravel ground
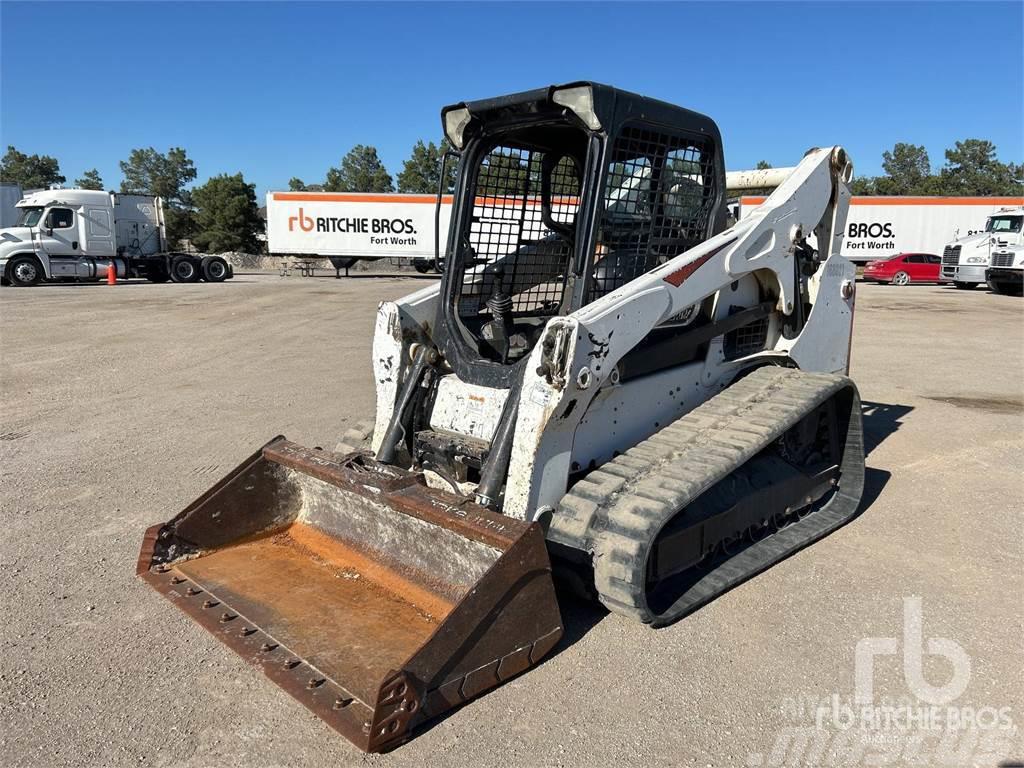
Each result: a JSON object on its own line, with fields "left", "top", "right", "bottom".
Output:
{"left": 1, "top": 273, "right": 1021, "bottom": 768}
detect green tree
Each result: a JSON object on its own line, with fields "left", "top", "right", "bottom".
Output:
{"left": 549, "top": 156, "right": 581, "bottom": 195}
{"left": 755, "top": 160, "right": 773, "bottom": 170}
{"left": 119, "top": 146, "right": 196, "bottom": 199}
{"left": 288, "top": 177, "right": 323, "bottom": 192}
{"left": 0, "top": 146, "right": 65, "bottom": 189}
{"left": 939, "top": 139, "right": 1022, "bottom": 195}
{"left": 852, "top": 139, "right": 1022, "bottom": 196}
{"left": 120, "top": 147, "right": 198, "bottom": 247}
{"left": 75, "top": 168, "right": 104, "bottom": 190}
{"left": 477, "top": 150, "right": 528, "bottom": 195}
{"left": 324, "top": 145, "right": 393, "bottom": 192}
{"left": 396, "top": 138, "right": 457, "bottom": 193}
{"left": 879, "top": 143, "right": 931, "bottom": 195}
{"left": 190, "top": 173, "right": 264, "bottom": 253}
{"left": 849, "top": 176, "right": 875, "bottom": 195}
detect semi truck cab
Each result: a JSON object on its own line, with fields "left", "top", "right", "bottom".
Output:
{"left": 940, "top": 207, "right": 1024, "bottom": 289}
{"left": 1, "top": 188, "right": 232, "bottom": 287}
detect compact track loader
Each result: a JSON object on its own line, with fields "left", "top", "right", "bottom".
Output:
{"left": 139, "top": 83, "right": 864, "bottom": 752}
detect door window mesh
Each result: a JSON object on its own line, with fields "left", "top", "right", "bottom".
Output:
{"left": 457, "top": 146, "right": 580, "bottom": 319}
{"left": 588, "top": 126, "right": 717, "bottom": 301}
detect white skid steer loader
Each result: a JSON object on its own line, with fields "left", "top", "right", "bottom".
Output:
{"left": 139, "top": 82, "right": 864, "bottom": 752}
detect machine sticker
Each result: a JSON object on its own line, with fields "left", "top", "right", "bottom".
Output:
{"left": 530, "top": 384, "right": 552, "bottom": 406}
{"left": 662, "top": 238, "right": 735, "bottom": 287}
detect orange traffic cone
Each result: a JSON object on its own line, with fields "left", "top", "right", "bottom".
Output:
{"left": 107, "top": 263, "right": 117, "bottom": 285}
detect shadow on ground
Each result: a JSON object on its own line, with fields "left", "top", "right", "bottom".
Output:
{"left": 318, "top": 273, "right": 440, "bottom": 281}
{"left": 861, "top": 400, "right": 913, "bottom": 456}
{"left": 13, "top": 279, "right": 159, "bottom": 288}
{"left": 847, "top": 399, "right": 911, "bottom": 524}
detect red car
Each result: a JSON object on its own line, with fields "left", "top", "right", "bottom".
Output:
{"left": 862, "top": 253, "right": 941, "bottom": 285}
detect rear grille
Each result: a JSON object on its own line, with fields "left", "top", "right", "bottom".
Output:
{"left": 991, "top": 252, "right": 1014, "bottom": 268}
{"left": 942, "top": 245, "right": 961, "bottom": 265}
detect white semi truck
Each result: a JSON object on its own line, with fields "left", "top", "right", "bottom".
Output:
{"left": 0, "top": 188, "right": 233, "bottom": 287}
{"left": 939, "top": 206, "right": 1024, "bottom": 293}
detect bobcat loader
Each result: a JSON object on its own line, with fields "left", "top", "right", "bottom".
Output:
{"left": 138, "top": 83, "right": 864, "bottom": 752}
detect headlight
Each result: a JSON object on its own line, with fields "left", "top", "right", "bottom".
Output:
{"left": 442, "top": 106, "right": 472, "bottom": 150}
{"left": 966, "top": 256, "right": 986, "bottom": 264}
{"left": 551, "top": 85, "right": 602, "bottom": 131}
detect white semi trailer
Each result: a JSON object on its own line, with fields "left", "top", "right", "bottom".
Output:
{"left": 1, "top": 183, "right": 23, "bottom": 228}
{"left": 0, "top": 188, "right": 232, "bottom": 287}
{"left": 739, "top": 195, "right": 1024, "bottom": 265}
{"left": 269, "top": 188, "right": 1024, "bottom": 282}
{"left": 267, "top": 172, "right": 799, "bottom": 276}
{"left": 265, "top": 191, "right": 453, "bottom": 275}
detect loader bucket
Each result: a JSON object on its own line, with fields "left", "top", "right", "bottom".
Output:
{"left": 137, "top": 437, "right": 563, "bottom": 752}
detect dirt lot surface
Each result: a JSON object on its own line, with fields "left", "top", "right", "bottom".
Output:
{"left": 2, "top": 273, "right": 1021, "bottom": 767}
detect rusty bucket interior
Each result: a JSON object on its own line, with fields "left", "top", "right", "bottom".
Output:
{"left": 138, "top": 437, "right": 563, "bottom": 752}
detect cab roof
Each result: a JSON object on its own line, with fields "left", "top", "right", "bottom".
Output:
{"left": 17, "top": 189, "right": 112, "bottom": 207}
{"left": 443, "top": 81, "right": 721, "bottom": 141}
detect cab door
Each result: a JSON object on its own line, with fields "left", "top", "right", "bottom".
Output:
{"left": 38, "top": 206, "right": 81, "bottom": 277}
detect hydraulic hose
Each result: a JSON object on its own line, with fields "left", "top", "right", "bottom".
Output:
{"left": 375, "top": 345, "right": 435, "bottom": 465}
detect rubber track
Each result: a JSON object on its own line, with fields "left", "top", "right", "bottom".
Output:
{"left": 547, "top": 366, "right": 864, "bottom": 626}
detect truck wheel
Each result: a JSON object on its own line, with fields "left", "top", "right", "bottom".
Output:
{"left": 8, "top": 256, "right": 43, "bottom": 287}
{"left": 201, "top": 256, "right": 229, "bottom": 282}
{"left": 890, "top": 271, "right": 910, "bottom": 286}
{"left": 953, "top": 281, "right": 975, "bottom": 290}
{"left": 413, "top": 259, "right": 432, "bottom": 274}
{"left": 988, "top": 280, "right": 1022, "bottom": 296}
{"left": 170, "top": 255, "right": 200, "bottom": 283}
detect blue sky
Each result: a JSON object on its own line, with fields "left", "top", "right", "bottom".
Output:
{"left": 1, "top": 1, "right": 1021, "bottom": 199}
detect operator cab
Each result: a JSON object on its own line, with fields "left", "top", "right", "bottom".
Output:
{"left": 437, "top": 82, "right": 726, "bottom": 387}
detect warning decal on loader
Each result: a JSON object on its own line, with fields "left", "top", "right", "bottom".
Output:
{"left": 662, "top": 239, "right": 734, "bottom": 287}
